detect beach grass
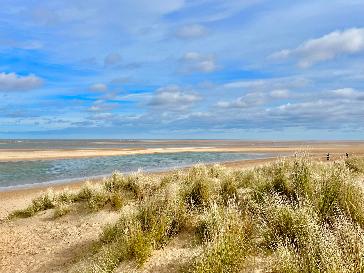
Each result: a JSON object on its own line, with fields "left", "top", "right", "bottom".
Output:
{"left": 8, "top": 154, "right": 364, "bottom": 273}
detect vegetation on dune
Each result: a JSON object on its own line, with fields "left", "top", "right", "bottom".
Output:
{"left": 8, "top": 155, "right": 364, "bottom": 273}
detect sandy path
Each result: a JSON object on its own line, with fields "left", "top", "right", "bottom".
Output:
{"left": 0, "top": 210, "right": 119, "bottom": 273}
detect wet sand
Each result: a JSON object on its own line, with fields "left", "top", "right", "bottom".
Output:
{"left": 1, "top": 140, "right": 364, "bottom": 161}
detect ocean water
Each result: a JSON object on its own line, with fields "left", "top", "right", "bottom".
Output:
{"left": 0, "top": 152, "right": 274, "bottom": 189}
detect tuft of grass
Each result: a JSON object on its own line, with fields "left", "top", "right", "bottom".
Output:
{"left": 220, "top": 174, "right": 238, "bottom": 204}
{"left": 260, "top": 196, "right": 313, "bottom": 250}
{"left": 182, "top": 165, "right": 218, "bottom": 208}
{"left": 75, "top": 184, "right": 189, "bottom": 272}
{"left": 108, "top": 193, "right": 124, "bottom": 210}
{"left": 104, "top": 172, "right": 145, "bottom": 199}
{"left": 9, "top": 181, "right": 127, "bottom": 220}
{"left": 189, "top": 204, "right": 255, "bottom": 273}
{"left": 75, "top": 183, "right": 112, "bottom": 211}
{"left": 53, "top": 203, "right": 72, "bottom": 218}
{"left": 346, "top": 156, "right": 364, "bottom": 174}
{"left": 9, "top": 191, "right": 56, "bottom": 219}
{"left": 233, "top": 169, "right": 257, "bottom": 189}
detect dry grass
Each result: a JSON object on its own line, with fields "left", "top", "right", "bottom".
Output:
{"left": 8, "top": 154, "right": 364, "bottom": 273}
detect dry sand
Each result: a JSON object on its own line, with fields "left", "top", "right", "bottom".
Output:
{"left": 1, "top": 141, "right": 364, "bottom": 273}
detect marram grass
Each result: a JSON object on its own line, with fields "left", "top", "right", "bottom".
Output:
{"left": 8, "top": 155, "right": 364, "bottom": 273}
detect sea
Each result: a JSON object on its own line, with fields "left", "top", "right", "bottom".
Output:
{"left": 0, "top": 139, "right": 277, "bottom": 189}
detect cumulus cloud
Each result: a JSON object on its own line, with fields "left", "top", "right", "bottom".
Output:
{"left": 148, "top": 85, "right": 201, "bottom": 110}
{"left": 0, "top": 72, "right": 43, "bottom": 92}
{"left": 181, "top": 52, "right": 217, "bottom": 73}
{"left": 212, "top": 85, "right": 364, "bottom": 131}
{"left": 271, "top": 28, "right": 364, "bottom": 67}
{"left": 175, "top": 24, "right": 208, "bottom": 39}
{"left": 104, "top": 52, "right": 122, "bottom": 67}
{"left": 89, "top": 83, "right": 108, "bottom": 92}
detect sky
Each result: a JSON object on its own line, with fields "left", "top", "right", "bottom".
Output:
{"left": 0, "top": 0, "right": 364, "bottom": 139}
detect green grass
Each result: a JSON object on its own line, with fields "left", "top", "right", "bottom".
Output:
{"left": 8, "top": 178, "right": 133, "bottom": 219}
{"left": 9, "top": 191, "right": 56, "bottom": 218}
{"left": 9, "top": 155, "right": 364, "bottom": 273}
{"left": 345, "top": 156, "right": 364, "bottom": 174}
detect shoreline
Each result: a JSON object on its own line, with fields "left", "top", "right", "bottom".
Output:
{"left": 1, "top": 141, "right": 364, "bottom": 162}
{"left": 1, "top": 139, "right": 363, "bottom": 218}
{"left": 0, "top": 157, "right": 277, "bottom": 194}
{"left": 0, "top": 147, "right": 293, "bottom": 162}
{"left": 0, "top": 157, "right": 278, "bottom": 220}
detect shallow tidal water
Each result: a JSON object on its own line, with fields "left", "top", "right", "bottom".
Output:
{"left": 0, "top": 152, "right": 274, "bottom": 189}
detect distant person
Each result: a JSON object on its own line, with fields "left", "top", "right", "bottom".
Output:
{"left": 346, "top": 153, "right": 349, "bottom": 158}
{"left": 327, "top": 153, "right": 330, "bottom": 161}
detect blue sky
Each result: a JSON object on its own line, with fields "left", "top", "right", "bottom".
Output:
{"left": 0, "top": 0, "right": 364, "bottom": 139}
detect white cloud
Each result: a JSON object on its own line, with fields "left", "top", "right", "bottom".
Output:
{"left": 217, "top": 89, "right": 292, "bottom": 109}
{"left": 269, "top": 89, "right": 291, "bottom": 99}
{"left": 175, "top": 24, "right": 208, "bottom": 39}
{"left": 104, "top": 52, "right": 122, "bottom": 67}
{"left": 0, "top": 72, "right": 43, "bottom": 92}
{"left": 148, "top": 85, "right": 201, "bottom": 110}
{"left": 271, "top": 28, "right": 364, "bottom": 67}
{"left": 181, "top": 52, "right": 217, "bottom": 73}
{"left": 329, "top": 88, "right": 364, "bottom": 100}
{"left": 217, "top": 92, "right": 266, "bottom": 108}
{"left": 88, "top": 100, "right": 117, "bottom": 112}
{"left": 89, "top": 83, "right": 108, "bottom": 92}
{"left": 223, "top": 77, "right": 309, "bottom": 90}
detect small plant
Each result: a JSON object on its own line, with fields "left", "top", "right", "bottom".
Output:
{"left": 189, "top": 204, "right": 254, "bottom": 273}
{"left": 103, "top": 172, "right": 150, "bottom": 201}
{"left": 182, "top": 167, "right": 217, "bottom": 209}
{"left": 220, "top": 175, "right": 238, "bottom": 204}
{"left": 345, "top": 157, "right": 364, "bottom": 174}
{"left": 261, "top": 197, "right": 312, "bottom": 250}
{"left": 9, "top": 191, "right": 55, "bottom": 219}
{"left": 53, "top": 203, "right": 72, "bottom": 218}
{"left": 109, "top": 193, "right": 123, "bottom": 210}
